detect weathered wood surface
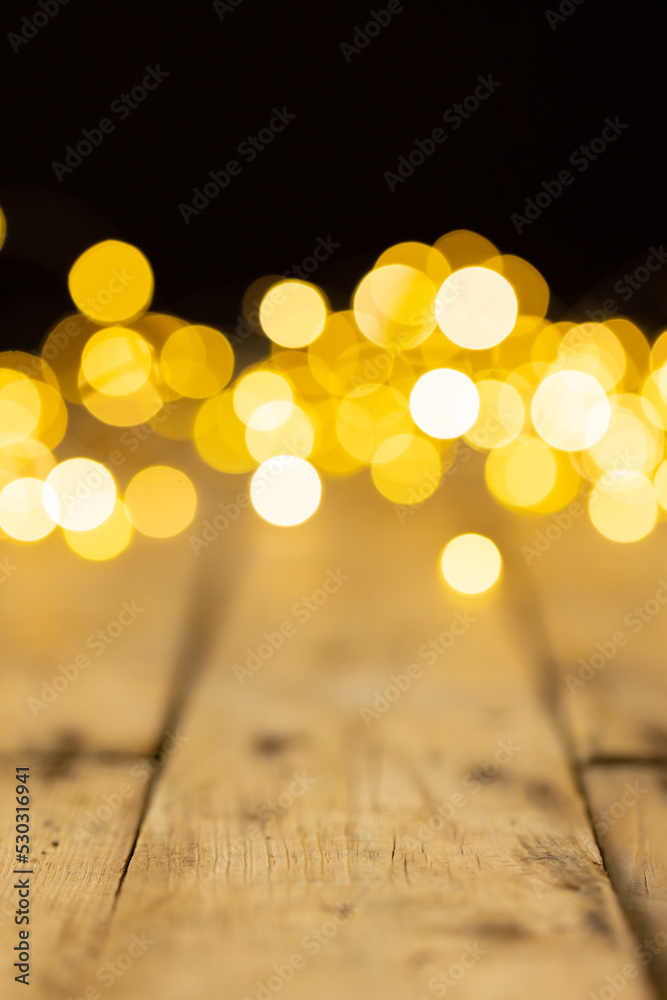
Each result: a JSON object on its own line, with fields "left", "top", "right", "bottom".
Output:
{"left": 1, "top": 450, "right": 666, "bottom": 998}
{"left": 0, "top": 754, "right": 147, "bottom": 997}
{"left": 584, "top": 765, "right": 667, "bottom": 994}
{"left": 0, "top": 412, "right": 205, "bottom": 755}
{"left": 98, "top": 464, "right": 657, "bottom": 1000}
{"left": 510, "top": 503, "right": 667, "bottom": 762}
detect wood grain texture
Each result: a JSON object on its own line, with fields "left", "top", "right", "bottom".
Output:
{"left": 98, "top": 468, "right": 657, "bottom": 1000}
{"left": 0, "top": 414, "right": 202, "bottom": 755}
{"left": 0, "top": 753, "right": 147, "bottom": 999}
{"left": 508, "top": 502, "right": 667, "bottom": 761}
{"left": 585, "top": 765, "right": 667, "bottom": 997}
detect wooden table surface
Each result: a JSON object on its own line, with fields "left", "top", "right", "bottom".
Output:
{"left": 2, "top": 427, "right": 667, "bottom": 1000}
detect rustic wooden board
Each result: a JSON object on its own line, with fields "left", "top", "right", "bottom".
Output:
{"left": 509, "top": 504, "right": 667, "bottom": 762}
{"left": 0, "top": 753, "right": 147, "bottom": 999}
{"left": 98, "top": 466, "right": 656, "bottom": 1000}
{"left": 584, "top": 765, "right": 667, "bottom": 997}
{"left": 0, "top": 410, "right": 218, "bottom": 755}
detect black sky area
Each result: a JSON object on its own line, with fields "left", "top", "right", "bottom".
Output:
{"left": 0, "top": 0, "right": 664, "bottom": 353}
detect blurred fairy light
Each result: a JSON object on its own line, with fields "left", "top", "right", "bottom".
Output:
{"left": 250, "top": 456, "right": 322, "bottom": 526}
{"left": 1, "top": 215, "right": 666, "bottom": 568}
{"left": 410, "top": 369, "right": 480, "bottom": 438}
{"left": 440, "top": 533, "right": 502, "bottom": 595}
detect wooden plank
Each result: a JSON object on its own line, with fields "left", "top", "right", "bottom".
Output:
{"left": 0, "top": 753, "right": 147, "bottom": 999}
{"left": 507, "top": 500, "right": 667, "bottom": 761}
{"left": 98, "top": 465, "right": 656, "bottom": 1000}
{"left": 584, "top": 765, "right": 667, "bottom": 996}
{"left": 0, "top": 410, "right": 213, "bottom": 755}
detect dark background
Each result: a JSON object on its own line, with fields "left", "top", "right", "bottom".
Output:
{"left": 0, "top": 0, "right": 664, "bottom": 354}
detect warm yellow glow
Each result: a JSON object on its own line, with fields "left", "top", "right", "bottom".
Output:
{"left": 484, "top": 255, "right": 549, "bottom": 319}
{"left": 371, "top": 433, "right": 442, "bottom": 504}
{"left": 653, "top": 461, "right": 667, "bottom": 512}
{"left": 32, "top": 382, "right": 68, "bottom": 450}
{"left": 464, "top": 380, "right": 524, "bottom": 449}
{"left": 587, "top": 396, "right": 663, "bottom": 478}
{"left": 0, "top": 478, "right": 57, "bottom": 541}
{"left": 0, "top": 205, "right": 6, "bottom": 251}
{"left": 0, "top": 438, "right": 55, "bottom": 482}
{"left": 433, "top": 230, "right": 498, "bottom": 269}
{"left": 233, "top": 370, "right": 293, "bottom": 427}
{"left": 259, "top": 281, "right": 327, "bottom": 348}
{"left": 68, "top": 240, "right": 153, "bottom": 324}
{"left": 81, "top": 327, "right": 152, "bottom": 395}
{"left": 353, "top": 264, "right": 437, "bottom": 350}
{"left": 45, "top": 458, "right": 116, "bottom": 531}
{"left": 79, "top": 376, "right": 164, "bottom": 427}
{"left": 409, "top": 369, "right": 479, "bottom": 439}
{"left": 436, "top": 267, "right": 518, "bottom": 350}
{"left": 65, "top": 499, "right": 133, "bottom": 560}
{"left": 161, "top": 325, "right": 234, "bottom": 398}
{"left": 194, "top": 391, "right": 256, "bottom": 474}
{"left": 641, "top": 368, "right": 667, "bottom": 430}
{"left": 485, "top": 436, "right": 558, "bottom": 510}
{"left": 375, "top": 242, "right": 451, "bottom": 286}
{"left": 125, "top": 466, "right": 197, "bottom": 538}
{"left": 41, "top": 313, "right": 99, "bottom": 404}
{"left": 588, "top": 472, "right": 657, "bottom": 543}
{"left": 309, "top": 398, "right": 364, "bottom": 477}
{"left": 532, "top": 370, "right": 610, "bottom": 451}
{"left": 246, "top": 403, "right": 315, "bottom": 462}
{"left": 250, "top": 456, "right": 322, "bottom": 526}
{"left": 0, "top": 372, "right": 41, "bottom": 445}
{"left": 336, "top": 385, "right": 412, "bottom": 462}
{"left": 557, "top": 324, "right": 625, "bottom": 390}
{"left": 440, "top": 533, "right": 502, "bottom": 595}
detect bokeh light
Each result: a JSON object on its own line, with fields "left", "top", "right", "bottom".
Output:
{"left": 0, "top": 478, "right": 57, "bottom": 542}
{"left": 435, "top": 266, "right": 518, "bottom": 350}
{"left": 260, "top": 281, "right": 327, "bottom": 348}
{"left": 250, "top": 456, "right": 322, "bottom": 526}
{"left": 124, "top": 466, "right": 197, "bottom": 538}
{"left": 440, "top": 533, "right": 502, "bottom": 595}
{"left": 68, "top": 240, "right": 153, "bottom": 324}
{"left": 45, "top": 459, "right": 116, "bottom": 531}
{"left": 409, "top": 369, "right": 479, "bottom": 439}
